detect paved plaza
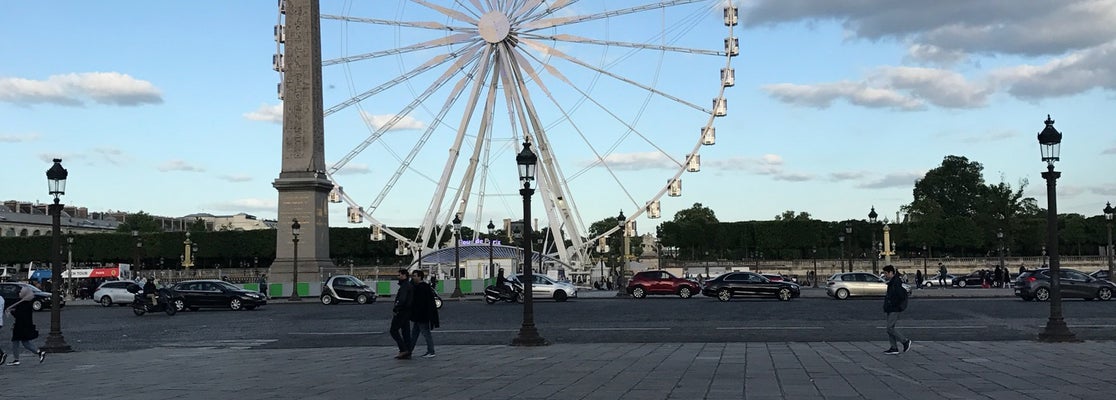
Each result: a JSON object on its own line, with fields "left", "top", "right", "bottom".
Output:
{"left": 1, "top": 340, "right": 1113, "bottom": 399}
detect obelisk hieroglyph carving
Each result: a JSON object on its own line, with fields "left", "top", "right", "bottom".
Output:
{"left": 272, "top": 0, "right": 334, "bottom": 296}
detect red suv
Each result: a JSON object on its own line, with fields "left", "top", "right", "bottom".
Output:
{"left": 626, "top": 271, "right": 701, "bottom": 299}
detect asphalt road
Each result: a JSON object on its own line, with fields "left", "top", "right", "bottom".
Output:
{"left": 34, "top": 295, "right": 1116, "bottom": 352}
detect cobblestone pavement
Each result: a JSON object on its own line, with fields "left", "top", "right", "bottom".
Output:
{"left": 1, "top": 340, "right": 1113, "bottom": 400}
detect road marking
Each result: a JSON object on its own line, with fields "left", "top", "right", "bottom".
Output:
{"left": 569, "top": 327, "right": 670, "bottom": 331}
{"left": 1034, "top": 324, "right": 1116, "bottom": 328}
{"left": 872, "top": 325, "right": 987, "bottom": 329}
{"left": 437, "top": 329, "right": 519, "bottom": 333}
{"left": 716, "top": 327, "right": 823, "bottom": 330}
{"left": 288, "top": 332, "right": 383, "bottom": 336}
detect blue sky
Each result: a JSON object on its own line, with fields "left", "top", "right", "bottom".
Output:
{"left": 2, "top": 1, "right": 1115, "bottom": 236}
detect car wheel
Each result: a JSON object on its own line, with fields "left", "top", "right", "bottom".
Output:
{"left": 1098, "top": 287, "right": 1113, "bottom": 301}
{"left": 320, "top": 294, "right": 334, "bottom": 305}
{"left": 678, "top": 286, "right": 693, "bottom": 299}
{"left": 356, "top": 294, "right": 370, "bottom": 304}
{"left": 434, "top": 297, "right": 442, "bottom": 309}
{"left": 133, "top": 307, "right": 145, "bottom": 316}
{"left": 777, "top": 288, "right": 792, "bottom": 301}
{"left": 957, "top": 280, "right": 967, "bottom": 288}
{"left": 717, "top": 289, "right": 731, "bottom": 302}
{"left": 553, "top": 290, "right": 568, "bottom": 302}
{"left": 836, "top": 288, "right": 850, "bottom": 300}
{"left": 32, "top": 300, "right": 43, "bottom": 311}
{"left": 173, "top": 299, "right": 186, "bottom": 312}
{"left": 631, "top": 286, "right": 646, "bottom": 299}
{"left": 100, "top": 296, "right": 114, "bottom": 307}
{"left": 230, "top": 298, "right": 243, "bottom": 310}
{"left": 485, "top": 296, "right": 496, "bottom": 305}
{"left": 924, "top": 282, "right": 934, "bottom": 288}
{"left": 1035, "top": 287, "right": 1051, "bottom": 301}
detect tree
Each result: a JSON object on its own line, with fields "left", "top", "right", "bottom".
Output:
{"left": 186, "top": 218, "right": 209, "bottom": 232}
{"left": 659, "top": 203, "right": 720, "bottom": 260}
{"left": 115, "top": 211, "right": 163, "bottom": 233}
{"left": 911, "top": 155, "right": 986, "bottom": 219}
{"left": 774, "top": 210, "right": 812, "bottom": 221}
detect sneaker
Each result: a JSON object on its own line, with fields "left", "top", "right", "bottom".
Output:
{"left": 883, "top": 349, "right": 900, "bottom": 355}
{"left": 421, "top": 353, "right": 436, "bottom": 358}
{"left": 5, "top": 360, "right": 19, "bottom": 366}
{"left": 38, "top": 351, "right": 46, "bottom": 363}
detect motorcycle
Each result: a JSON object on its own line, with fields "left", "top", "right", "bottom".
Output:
{"left": 130, "top": 288, "right": 178, "bottom": 316}
{"left": 484, "top": 277, "right": 524, "bottom": 304}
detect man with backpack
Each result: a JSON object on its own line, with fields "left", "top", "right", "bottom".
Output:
{"left": 882, "top": 265, "right": 912, "bottom": 355}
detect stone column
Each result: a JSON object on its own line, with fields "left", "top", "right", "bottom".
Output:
{"left": 272, "top": 0, "right": 335, "bottom": 295}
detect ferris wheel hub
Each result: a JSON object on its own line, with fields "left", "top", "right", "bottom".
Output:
{"left": 478, "top": 11, "right": 511, "bottom": 44}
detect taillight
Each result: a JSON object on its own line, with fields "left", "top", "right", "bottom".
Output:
{"left": 1026, "top": 277, "right": 1037, "bottom": 282}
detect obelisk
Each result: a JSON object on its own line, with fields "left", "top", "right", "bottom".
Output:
{"left": 272, "top": 0, "right": 334, "bottom": 296}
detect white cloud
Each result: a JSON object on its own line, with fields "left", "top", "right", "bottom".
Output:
{"left": 208, "top": 198, "right": 275, "bottom": 213}
{"left": 0, "top": 133, "right": 40, "bottom": 142}
{"left": 905, "top": 44, "right": 968, "bottom": 66}
{"left": 991, "top": 40, "right": 1116, "bottom": 99}
{"left": 875, "top": 66, "right": 990, "bottom": 108}
{"left": 243, "top": 103, "right": 283, "bottom": 123}
{"left": 598, "top": 152, "right": 674, "bottom": 170}
{"left": 708, "top": 154, "right": 814, "bottom": 181}
{"left": 0, "top": 72, "right": 162, "bottom": 106}
{"left": 359, "top": 111, "right": 427, "bottom": 131}
{"left": 1091, "top": 186, "right": 1116, "bottom": 196}
{"left": 763, "top": 82, "right": 924, "bottom": 111}
{"left": 37, "top": 153, "right": 83, "bottom": 163}
{"left": 219, "top": 174, "right": 253, "bottom": 182}
{"left": 157, "top": 160, "right": 205, "bottom": 172}
{"left": 830, "top": 171, "right": 866, "bottom": 181}
{"left": 858, "top": 171, "right": 924, "bottom": 189}
{"left": 764, "top": 66, "right": 988, "bottom": 110}
{"left": 334, "top": 163, "right": 372, "bottom": 175}
{"left": 93, "top": 147, "right": 127, "bottom": 165}
{"left": 1103, "top": 146, "right": 1116, "bottom": 155}
{"left": 961, "top": 130, "right": 1017, "bottom": 144}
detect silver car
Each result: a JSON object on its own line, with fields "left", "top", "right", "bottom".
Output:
{"left": 516, "top": 274, "right": 577, "bottom": 302}
{"left": 826, "top": 272, "right": 911, "bottom": 300}
{"left": 94, "top": 280, "right": 138, "bottom": 307}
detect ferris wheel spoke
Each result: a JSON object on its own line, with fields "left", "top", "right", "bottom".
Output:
{"left": 412, "top": 0, "right": 479, "bottom": 25}
{"left": 323, "top": 33, "right": 477, "bottom": 66}
{"left": 325, "top": 44, "right": 482, "bottom": 117}
{"left": 321, "top": 14, "right": 473, "bottom": 33}
{"left": 330, "top": 45, "right": 485, "bottom": 173}
{"left": 446, "top": 63, "right": 504, "bottom": 237}
{"left": 521, "top": 33, "right": 724, "bottom": 57}
{"left": 519, "top": 38, "right": 708, "bottom": 113}
{"left": 520, "top": 0, "right": 704, "bottom": 31}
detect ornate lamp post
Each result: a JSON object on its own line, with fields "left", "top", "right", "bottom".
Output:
{"left": 811, "top": 246, "right": 818, "bottom": 288}
{"left": 1036, "top": 115, "right": 1075, "bottom": 342}
{"left": 997, "top": 228, "right": 1006, "bottom": 277}
{"left": 451, "top": 214, "right": 464, "bottom": 298}
{"left": 868, "top": 207, "right": 878, "bottom": 274}
{"left": 838, "top": 235, "right": 846, "bottom": 273}
{"left": 43, "top": 158, "right": 72, "bottom": 353}
{"left": 182, "top": 232, "right": 195, "bottom": 269}
{"left": 922, "top": 244, "right": 929, "bottom": 278}
{"left": 844, "top": 222, "right": 853, "bottom": 271}
{"left": 487, "top": 220, "right": 496, "bottom": 283}
{"left": 289, "top": 219, "right": 302, "bottom": 301}
{"left": 65, "top": 232, "right": 74, "bottom": 301}
{"left": 1104, "top": 202, "right": 1114, "bottom": 280}
{"left": 615, "top": 210, "right": 628, "bottom": 297}
{"left": 512, "top": 140, "right": 546, "bottom": 346}
{"left": 132, "top": 230, "right": 142, "bottom": 272}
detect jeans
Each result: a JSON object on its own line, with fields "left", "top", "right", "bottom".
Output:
{"left": 389, "top": 313, "right": 412, "bottom": 353}
{"left": 410, "top": 321, "right": 434, "bottom": 355}
{"left": 11, "top": 340, "right": 39, "bottom": 360}
{"left": 886, "top": 312, "right": 909, "bottom": 350}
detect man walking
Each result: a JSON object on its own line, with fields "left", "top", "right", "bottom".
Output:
{"left": 882, "top": 265, "right": 911, "bottom": 355}
{"left": 937, "top": 263, "right": 948, "bottom": 287}
{"left": 390, "top": 269, "right": 414, "bottom": 360}
{"left": 409, "top": 270, "right": 439, "bottom": 358}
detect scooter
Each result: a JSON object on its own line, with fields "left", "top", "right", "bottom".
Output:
{"left": 484, "top": 279, "right": 524, "bottom": 304}
{"left": 131, "top": 290, "right": 177, "bottom": 316}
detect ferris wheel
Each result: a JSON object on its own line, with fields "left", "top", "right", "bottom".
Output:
{"left": 275, "top": 0, "right": 738, "bottom": 271}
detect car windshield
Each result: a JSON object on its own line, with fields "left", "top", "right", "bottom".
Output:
{"left": 349, "top": 276, "right": 367, "bottom": 286}
{"left": 214, "top": 281, "right": 241, "bottom": 291}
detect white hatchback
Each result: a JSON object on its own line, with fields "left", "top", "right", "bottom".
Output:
{"left": 94, "top": 280, "right": 138, "bottom": 307}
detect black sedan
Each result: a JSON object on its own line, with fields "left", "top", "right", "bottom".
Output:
{"left": 952, "top": 271, "right": 989, "bottom": 287}
{"left": 0, "top": 282, "right": 64, "bottom": 311}
{"left": 702, "top": 272, "right": 801, "bottom": 301}
{"left": 171, "top": 280, "right": 267, "bottom": 311}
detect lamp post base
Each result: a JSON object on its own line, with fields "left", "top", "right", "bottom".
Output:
{"left": 288, "top": 294, "right": 302, "bottom": 301}
{"left": 1038, "top": 318, "right": 1079, "bottom": 342}
{"left": 451, "top": 287, "right": 464, "bottom": 298}
{"left": 511, "top": 325, "right": 549, "bottom": 347}
{"left": 42, "top": 333, "right": 73, "bottom": 353}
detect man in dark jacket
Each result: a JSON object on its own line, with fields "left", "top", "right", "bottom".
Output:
{"left": 390, "top": 269, "right": 414, "bottom": 359}
{"left": 409, "top": 270, "right": 439, "bottom": 358}
{"left": 882, "top": 265, "right": 911, "bottom": 355}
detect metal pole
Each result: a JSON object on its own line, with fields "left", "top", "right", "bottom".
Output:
{"left": 840, "top": 236, "right": 846, "bottom": 273}
{"left": 452, "top": 229, "right": 463, "bottom": 298}
{"left": 1038, "top": 163, "right": 1075, "bottom": 341}
{"left": 1107, "top": 219, "right": 1114, "bottom": 280}
{"left": 871, "top": 229, "right": 878, "bottom": 275}
{"left": 290, "top": 231, "right": 301, "bottom": 301}
{"left": 43, "top": 199, "right": 71, "bottom": 352}
{"left": 512, "top": 186, "right": 546, "bottom": 346}
{"left": 812, "top": 248, "right": 818, "bottom": 288}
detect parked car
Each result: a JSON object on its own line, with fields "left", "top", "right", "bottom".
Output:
{"left": 320, "top": 275, "right": 376, "bottom": 305}
{"left": 1090, "top": 270, "right": 1111, "bottom": 281}
{"left": 1014, "top": 268, "right": 1115, "bottom": 301}
{"left": 516, "top": 274, "right": 577, "bottom": 302}
{"left": 922, "top": 274, "right": 956, "bottom": 288}
{"left": 171, "top": 280, "right": 267, "bottom": 311}
{"left": 703, "top": 272, "right": 800, "bottom": 301}
{"left": 626, "top": 271, "right": 701, "bottom": 299}
{"left": 0, "top": 282, "right": 63, "bottom": 311}
{"left": 826, "top": 272, "right": 911, "bottom": 300}
{"left": 952, "top": 271, "right": 989, "bottom": 288}
{"left": 94, "top": 280, "right": 139, "bottom": 307}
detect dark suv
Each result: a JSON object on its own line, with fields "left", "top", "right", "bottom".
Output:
{"left": 1015, "top": 268, "right": 1115, "bottom": 301}
{"left": 626, "top": 271, "right": 700, "bottom": 299}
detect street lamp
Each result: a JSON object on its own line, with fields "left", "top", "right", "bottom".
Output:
{"left": 43, "top": 158, "right": 72, "bottom": 352}
{"left": 1036, "top": 115, "right": 1075, "bottom": 342}
{"left": 997, "top": 229, "right": 1005, "bottom": 278}
{"left": 511, "top": 140, "right": 546, "bottom": 346}
{"left": 811, "top": 246, "right": 818, "bottom": 288}
{"left": 844, "top": 222, "right": 853, "bottom": 272}
{"left": 451, "top": 214, "right": 464, "bottom": 298}
{"left": 922, "top": 244, "right": 929, "bottom": 279}
{"left": 132, "top": 230, "right": 143, "bottom": 271}
{"left": 487, "top": 220, "right": 496, "bottom": 284}
{"left": 868, "top": 206, "right": 878, "bottom": 275}
{"left": 615, "top": 210, "right": 628, "bottom": 297}
{"left": 838, "top": 235, "right": 846, "bottom": 273}
{"left": 289, "top": 218, "right": 302, "bottom": 301}
{"left": 65, "top": 232, "right": 74, "bottom": 301}
{"left": 1104, "top": 202, "right": 1114, "bottom": 280}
